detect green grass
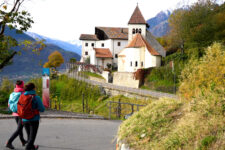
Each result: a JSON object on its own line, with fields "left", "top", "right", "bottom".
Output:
{"left": 0, "top": 106, "right": 11, "bottom": 114}
{"left": 117, "top": 97, "right": 225, "bottom": 150}
{"left": 51, "top": 94, "right": 152, "bottom": 119}
{"left": 79, "top": 71, "right": 104, "bottom": 79}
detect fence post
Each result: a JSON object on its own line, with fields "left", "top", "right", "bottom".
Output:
{"left": 117, "top": 99, "right": 121, "bottom": 118}
{"left": 86, "top": 94, "right": 88, "bottom": 113}
{"left": 109, "top": 102, "right": 111, "bottom": 119}
{"left": 82, "top": 93, "right": 85, "bottom": 113}
{"left": 131, "top": 104, "right": 134, "bottom": 114}
{"left": 58, "top": 97, "right": 60, "bottom": 111}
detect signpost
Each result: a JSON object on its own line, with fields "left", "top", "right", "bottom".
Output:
{"left": 42, "top": 68, "right": 50, "bottom": 108}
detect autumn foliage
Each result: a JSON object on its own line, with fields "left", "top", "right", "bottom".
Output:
{"left": 179, "top": 43, "right": 225, "bottom": 100}
{"left": 43, "top": 51, "right": 64, "bottom": 70}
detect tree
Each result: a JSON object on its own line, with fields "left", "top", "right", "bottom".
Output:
{"left": 69, "top": 58, "right": 77, "bottom": 63}
{"left": 167, "top": 0, "right": 225, "bottom": 60}
{"left": 168, "top": 9, "right": 186, "bottom": 54}
{"left": 43, "top": 51, "right": 64, "bottom": 71}
{"left": 0, "top": 0, "right": 44, "bottom": 70}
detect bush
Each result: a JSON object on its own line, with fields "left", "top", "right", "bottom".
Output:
{"left": 179, "top": 43, "right": 225, "bottom": 100}
{"left": 0, "top": 78, "right": 14, "bottom": 105}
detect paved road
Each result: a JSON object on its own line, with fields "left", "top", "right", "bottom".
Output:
{"left": 0, "top": 119, "right": 121, "bottom": 150}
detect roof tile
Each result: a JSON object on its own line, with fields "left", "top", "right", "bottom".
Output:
{"left": 96, "top": 27, "right": 128, "bottom": 40}
{"left": 79, "top": 34, "right": 98, "bottom": 40}
{"left": 128, "top": 6, "right": 146, "bottom": 24}
{"left": 94, "top": 48, "right": 113, "bottom": 58}
{"left": 127, "top": 33, "right": 160, "bottom": 56}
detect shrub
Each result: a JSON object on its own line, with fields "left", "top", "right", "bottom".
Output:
{"left": 0, "top": 78, "right": 14, "bottom": 105}
{"left": 179, "top": 43, "right": 225, "bottom": 100}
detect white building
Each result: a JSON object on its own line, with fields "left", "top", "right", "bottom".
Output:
{"left": 118, "top": 5, "right": 166, "bottom": 72}
{"left": 79, "top": 27, "right": 128, "bottom": 68}
{"left": 79, "top": 5, "right": 166, "bottom": 71}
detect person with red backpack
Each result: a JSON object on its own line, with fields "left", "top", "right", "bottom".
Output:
{"left": 6, "top": 80, "right": 29, "bottom": 149}
{"left": 18, "top": 83, "right": 45, "bottom": 150}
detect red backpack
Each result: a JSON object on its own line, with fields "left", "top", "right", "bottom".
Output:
{"left": 17, "top": 94, "right": 39, "bottom": 119}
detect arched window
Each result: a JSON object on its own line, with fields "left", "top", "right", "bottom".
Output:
{"left": 136, "top": 28, "right": 139, "bottom": 33}
{"left": 139, "top": 28, "right": 142, "bottom": 34}
{"left": 132, "top": 29, "right": 135, "bottom": 34}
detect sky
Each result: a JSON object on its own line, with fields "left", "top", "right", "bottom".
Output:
{"left": 21, "top": 0, "right": 201, "bottom": 43}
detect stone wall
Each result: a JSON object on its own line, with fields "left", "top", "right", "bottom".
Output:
{"left": 101, "top": 71, "right": 110, "bottom": 83}
{"left": 89, "top": 76, "right": 106, "bottom": 83}
{"left": 113, "top": 72, "right": 140, "bottom": 88}
{"left": 104, "top": 88, "right": 151, "bottom": 100}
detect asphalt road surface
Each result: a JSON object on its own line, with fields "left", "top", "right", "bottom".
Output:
{"left": 0, "top": 119, "right": 121, "bottom": 150}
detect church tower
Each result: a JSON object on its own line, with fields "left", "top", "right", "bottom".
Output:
{"left": 128, "top": 5, "right": 149, "bottom": 42}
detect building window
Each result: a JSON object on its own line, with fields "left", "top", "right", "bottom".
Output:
{"left": 101, "top": 43, "right": 104, "bottom": 47}
{"left": 85, "top": 43, "right": 88, "bottom": 47}
{"left": 91, "top": 43, "right": 94, "bottom": 47}
{"left": 117, "top": 42, "right": 121, "bottom": 46}
{"left": 130, "top": 61, "right": 132, "bottom": 66}
{"left": 135, "top": 61, "right": 138, "bottom": 67}
{"left": 132, "top": 28, "right": 135, "bottom": 34}
{"left": 136, "top": 28, "right": 139, "bottom": 33}
{"left": 141, "top": 61, "right": 144, "bottom": 67}
{"left": 85, "top": 51, "right": 88, "bottom": 55}
{"left": 139, "top": 28, "right": 142, "bottom": 34}
{"left": 115, "top": 54, "right": 118, "bottom": 58}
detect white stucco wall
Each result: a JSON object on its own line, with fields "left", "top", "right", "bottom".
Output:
{"left": 118, "top": 47, "right": 161, "bottom": 72}
{"left": 128, "top": 24, "right": 146, "bottom": 42}
{"left": 81, "top": 40, "right": 96, "bottom": 62}
{"left": 90, "top": 49, "right": 96, "bottom": 65}
{"left": 112, "top": 39, "right": 128, "bottom": 65}
{"left": 145, "top": 50, "right": 161, "bottom": 67}
{"left": 118, "top": 47, "right": 145, "bottom": 72}
{"left": 95, "top": 39, "right": 111, "bottom": 49}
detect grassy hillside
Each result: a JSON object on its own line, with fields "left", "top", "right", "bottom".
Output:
{"left": 117, "top": 43, "right": 225, "bottom": 150}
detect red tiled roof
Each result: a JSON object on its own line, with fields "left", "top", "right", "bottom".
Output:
{"left": 128, "top": 6, "right": 146, "bottom": 24}
{"left": 94, "top": 48, "right": 113, "bottom": 58}
{"left": 96, "top": 27, "right": 128, "bottom": 40}
{"left": 79, "top": 34, "right": 98, "bottom": 40}
{"left": 127, "top": 33, "right": 160, "bottom": 56}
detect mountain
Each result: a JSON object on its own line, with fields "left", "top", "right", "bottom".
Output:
{"left": 26, "top": 32, "right": 82, "bottom": 55}
{"left": 0, "top": 27, "right": 81, "bottom": 79}
{"left": 147, "top": 10, "right": 171, "bottom": 37}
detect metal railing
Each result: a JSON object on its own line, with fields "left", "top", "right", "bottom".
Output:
{"left": 107, "top": 101, "right": 146, "bottom": 119}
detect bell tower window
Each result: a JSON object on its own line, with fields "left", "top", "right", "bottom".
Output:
{"left": 132, "top": 29, "right": 135, "bottom": 34}
{"left": 139, "top": 28, "right": 142, "bottom": 33}
{"left": 136, "top": 28, "right": 139, "bottom": 33}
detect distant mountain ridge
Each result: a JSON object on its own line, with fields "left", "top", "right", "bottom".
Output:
{"left": 0, "top": 27, "right": 81, "bottom": 78}
{"left": 147, "top": 10, "right": 171, "bottom": 37}
{"left": 26, "top": 32, "right": 82, "bottom": 55}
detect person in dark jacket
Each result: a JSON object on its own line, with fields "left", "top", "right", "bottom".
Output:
{"left": 6, "top": 80, "right": 29, "bottom": 149}
{"left": 22, "top": 83, "right": 45, "bottom": 150}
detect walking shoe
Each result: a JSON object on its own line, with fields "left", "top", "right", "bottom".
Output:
{"left": 5, "top": 142, "right": 15, "bottom": 149}
{"left": 22, "top": 140, "right": 27, "bottom": 146}
{"left": 34, "top": 145, "right": 39, "bottom": 150}
{"left": 30, "top": 145, "right": 38, "bottom": 150}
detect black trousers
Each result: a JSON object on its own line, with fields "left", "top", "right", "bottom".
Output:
{"left": 24, "top": 121, "right": 39, "bottom": 150}
{"left": 8, "top": 116, "right": 29, "bottom": 144}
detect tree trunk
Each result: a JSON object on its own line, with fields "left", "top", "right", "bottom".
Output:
{"left": 0, "top": 51, "right": 17, "bottom": 70}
